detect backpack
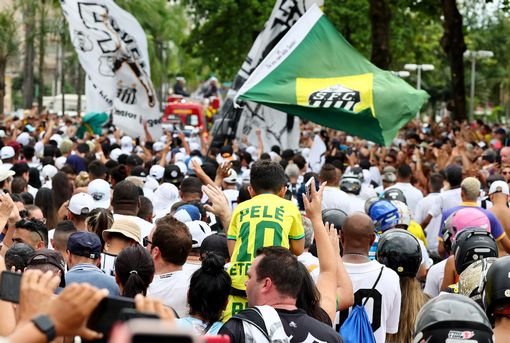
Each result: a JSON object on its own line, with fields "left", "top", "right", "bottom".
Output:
{"left": 339, "top": 267, "right": 384, "bottom": 343}
{"left": 233, "top": 305, "right": 290, "bottom": 342}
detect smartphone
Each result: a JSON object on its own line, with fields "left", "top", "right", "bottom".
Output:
{"left": 122, "top": 319, "right": 231, "bottom": 343}
{"left": 305, "top": 177, "right": 315, "bottom": 200}
{"left": 87, "top": 295, "right": 135, "bottom": 337}
{"left": 119, "top": 308, "right": 159, "bottom": 322}
{"left": 0, "top": 271, "right": 22, "bottom": 303}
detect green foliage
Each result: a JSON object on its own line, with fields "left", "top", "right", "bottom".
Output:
{"left": 0, "top": 8, "right": 18, "bottom": 61}
{"left": 184, "top": 0, "right": 275, "bottom": 80}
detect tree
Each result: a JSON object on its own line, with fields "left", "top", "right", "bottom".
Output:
{"left": 441, "top": 0, "right": 467, "bottom": 120}
{"left": 37, "top": 0, "right": 47, "bottom": 113}
{"left": 369, "top": 0, "right": 392, "bottom": 69}
{"left": 20, "top": 0, "right": 37, "bottom": 109}
{"left": 0, "top": 8, "right": 17, "bottom": 113}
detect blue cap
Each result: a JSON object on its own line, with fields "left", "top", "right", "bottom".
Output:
{"left": 173, "top": 204, "right": 201, "bottom": 223}
{"left": 67, "top": 232, "right": 102, "bottom": 259}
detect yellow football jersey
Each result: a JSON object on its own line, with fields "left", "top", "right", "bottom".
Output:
{"left": 227, "top": 193, "right": 304, "bottom": 291}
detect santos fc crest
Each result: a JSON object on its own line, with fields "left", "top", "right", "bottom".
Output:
{"left": 296, "top": 74, "right": 375, "bottom": 115}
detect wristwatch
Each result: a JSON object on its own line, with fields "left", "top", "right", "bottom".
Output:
{"left": 31, "top": 315, "right": 56, "bottom": 342}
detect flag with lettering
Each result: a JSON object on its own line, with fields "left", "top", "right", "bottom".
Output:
{"left": 235, "top": 5, "right": 429, "bottom": 146}
{"left": 60, "top": 0, "right": 161, "bottom": 138}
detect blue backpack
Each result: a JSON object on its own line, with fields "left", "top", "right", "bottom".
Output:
{"left": 339, "top": 267, "right": 384, "bottom": 343}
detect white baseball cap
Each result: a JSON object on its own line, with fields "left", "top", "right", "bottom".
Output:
{"left": 42, "top": 165, "right": 58, "bottom": 180}
{"left": 152, "top": 142, "right": 165, "bottom": 152}
{"left": 49, "top": 134, "right": 62, "bottom": 145}
{"left": 489, "top": 180, "right": 510, "bottom": 196}
{"left": 121, "top": 136, "right": 133, "bottom": 153}
{"left": 223, "top": 169, "right": 238, "bottom": 184}
{"left": 68, "top": 193, "right": 95, "bottom": 215}
{"left": 0, "top": 165, "right": 15, "bottom": 182}
{"left": 109, "top": 148, "right": 124, "bottom": 162}
{"left": 186, "top": 221, "right": 213, "bottom": 248}
{"left": 87, "top": 179, "right": 111, "bottom": 209}
{"left": 0, "top": 146, "right": 15, "bottom": 160}
{"left": 149, "top": 165, "right": 165, "bottom": 181}
{"left": 16, "top": 132, "right": 31, "bottom": 146}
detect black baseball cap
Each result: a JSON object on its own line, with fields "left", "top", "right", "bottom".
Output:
{"left": 163, "top": 164, "right": 184, "bottom": 185}
{"left": 67, "top": 232, "right": 102, "bottom": 259}
{"left": 27, "top": 249, "right": 66, "bottom": 275}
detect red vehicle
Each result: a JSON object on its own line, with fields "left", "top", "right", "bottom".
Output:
{"left": 163, "top": 96, "right": 207, "bottom": 131}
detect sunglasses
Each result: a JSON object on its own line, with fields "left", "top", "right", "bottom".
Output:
{"left": 384, "top": 159, "right": 393, "bottom": 164}
{"left": 502, "top": 171, "right": 510, "bottom": 175}
{"left": 142, "top": 236, "right": 152, "bottom": 247}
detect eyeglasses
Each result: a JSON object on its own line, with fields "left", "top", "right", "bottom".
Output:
{"left": 502, "top": 171, "right": 510, "bottom": 175}
{"left": 143, "top": 236, "right": 152, "bottom": 247}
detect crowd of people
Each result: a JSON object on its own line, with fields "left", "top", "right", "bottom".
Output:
{"left": 0, "top": 111, "right": 510, "bottom": 342}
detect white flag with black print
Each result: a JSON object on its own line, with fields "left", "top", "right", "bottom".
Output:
{"left": 225, "top": 0, "right": 323, "bottom": 150}
{"left": 60, "top": 0, "right": 162, "bottom": 138}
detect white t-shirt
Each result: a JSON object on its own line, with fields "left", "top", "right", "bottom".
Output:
{"left": 360, "top": 183, "right": 378, "bottom": 201}
{"left": 341, "top": 261, "right": 401, "bottom": 343}
{"left": 386, "top": 182, "right": 423, "bottom": 214}
{"left": 298, "top": 252, "right": 320, "bottom": 283}
{"left": 346, "top": 194, "right": 366, "bottom": 214}
{"left": 424, "top": 259, "right": 447, "bottom": 298}
{"left": 322, "top": 186, "right": 351, "bottom": 213}
{"left": 414, "top": 193, "right": 442, "bottom": 252}
{"left": 113, "top": 214, "right": 154, "bottom": 244}
{"left": 438, "top": 188, "right": 462, "bottom": 213}
{"left": 223, "top": 189, "right": 239, "bottom": 211}
{"left": 147, "top": 270, "right": 192, "bottom": 318}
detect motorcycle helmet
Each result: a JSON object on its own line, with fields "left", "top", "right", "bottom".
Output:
{"left": 382, "top": 188, "right": 407, "bottom": 204}
{"left": 340, "top": 175, "right": 362, "bottom": 195}
{"left": 449, "top": 207, "right": 491, "bottom": 239}
{"left": 321, "top": 208, "right": 348, "bottom": 232}
{"left": 391, "top": 200, "right": 411, "bottom": 228}
{"left": 442, "top": 212, "right": 457, "bottom": 254}
{"left": 368, "top": 200, "right": 400, "bottom": 232}
{"left": 376, "top": 229, "right": 422, "bottom": 277}
{"left": 350, "top": 166, "right": 364, "bottom": 182}
{"left": 458, "top": 257, "right": 497, "bottom": 307}
{"left": 364, "top": 196, "right": 379, "bottom": 214}
{"left": 414, "top": 294, "right": 493, "bottom": 343}
{"left": 453, "top": 228, "right": 497, "bottom": 274}
{"left": 483, "top": 256, "right": 510, "bottom": 325}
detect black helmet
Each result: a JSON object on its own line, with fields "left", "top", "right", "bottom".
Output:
{"left": 414, "top": 294, "right": 493, "bottom": 343}
{"left": 321, "top": 209, "right": 348, "bottom": 232}
{"left": 376, "top": 229, "right": 422, "bottom": 277}
{"left": 340, "top": 175, "right": 361, "bottom": 195}
{"left": 458, "top": 257, "right": 497, "bottom": 308}
{"left": 483, "top": 255, "right": 510, "bottom": 325}
{"left": 364, "top": 196, "right": 379, "bottom": 214}
{"left": 350, "top": 167, "right": 364, "bottom": 182}
{"left": 382, "top": 188, "right": 407, "bottom": 204}
{"left": 453, "top": 228, "right": 498, "bottom": 274}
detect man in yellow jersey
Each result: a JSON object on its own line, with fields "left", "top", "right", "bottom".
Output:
{"left": 225, "top": 160, "right": 305, "bottom": 319}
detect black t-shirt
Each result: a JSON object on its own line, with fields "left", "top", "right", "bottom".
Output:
{"left": 219, "top": 308, "right": 342, "bottom": 343}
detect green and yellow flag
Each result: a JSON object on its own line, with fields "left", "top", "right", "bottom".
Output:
{"left": 235, "top": 4, "right": 429, "bottom": 146}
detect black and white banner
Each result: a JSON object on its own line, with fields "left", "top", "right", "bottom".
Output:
{"left": 61, "top": 0, "right": 161, "bottom": 138}
{"left": 229, "top": 0, "right": 323, "bottom": 150}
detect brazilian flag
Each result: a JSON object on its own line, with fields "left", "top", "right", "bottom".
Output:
{"left": 77, "top": 112, "right": 109, "bottom": 139}
{"left": 235, "top": 5, "right": 428, "bottom": 146}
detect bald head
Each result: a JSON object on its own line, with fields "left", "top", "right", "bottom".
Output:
{"left": 341, "top": 213, "right": 375, "bottom": 254}
{"left": 501, "top": 147, "right": 510, "bottom": 165}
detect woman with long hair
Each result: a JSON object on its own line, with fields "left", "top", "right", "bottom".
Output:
{"left": 114, "top": 245, "right": 155, "bottom": 298}
{"left": 376, "top": 229, "right": 428, "bottom": 343}
{"left": 178, "top": 253, "right": 231, "bottom": 335}
{"left": 52, "top": 171, "right": 73, "bottom": 210}
{"left": 34, "top": 187, "right": 58, "bottom": 229}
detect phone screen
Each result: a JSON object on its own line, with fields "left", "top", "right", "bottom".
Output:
{"left": 87, "top": 295, "right": 135, "bottom": 337}
{"left": 305, "top": 177, "right": 315, "bottom": 200}
{"left": 0, "top": 271, "right": 22, "bottom": 303}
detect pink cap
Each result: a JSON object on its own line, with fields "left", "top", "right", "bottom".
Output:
{"left": 450, "top": 207, "right": 491, "bottom": 239}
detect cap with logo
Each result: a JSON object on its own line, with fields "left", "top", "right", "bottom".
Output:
{"left": 186, "top": 221, "right": 213, "bottom": 248}
{"left": 68, "top": 193, "right": 95, "bottom": 215}
{"left": 163, "top": 164, "right": 184, "bottom": 185}
{"left": 87, "top": 179, "right": 111, "bottom": 209}
{"left": 489, "top": 180, "right": 509, "bottom": 196}
{"left": 223, "top": 169, "right": 238, "bottom": 184}
{"left": 121, "top": 136, "right": 133, "bottom": 153}
{"left": 67, "top": 232, "right": 102, "bottom": 259}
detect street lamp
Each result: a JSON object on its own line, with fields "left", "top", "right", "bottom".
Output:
{"left": 464, "top": 50, "right": 494, "bottom": 122}
{"left": 391, "top": 71, "right": 411, "bottom": 78}
{"left": 404, "top": 64, "right": 435, "bottom": 90}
